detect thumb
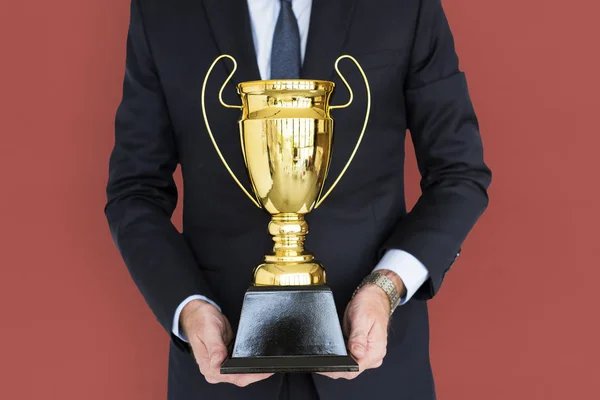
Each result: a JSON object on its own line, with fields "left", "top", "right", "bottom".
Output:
{"left": 205, "top": 336, "right": 228, "bottom": 368}
{"left": 347, "top": 318, "right": 369, "bottom": 360}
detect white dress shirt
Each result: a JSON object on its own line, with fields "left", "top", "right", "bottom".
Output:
{"left": 172, "top": 0, "right": 429, "bottom": 341}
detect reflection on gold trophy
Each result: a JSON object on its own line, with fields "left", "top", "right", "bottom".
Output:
{"left": 201, "top": 55, "right": 370, "bottom": 373}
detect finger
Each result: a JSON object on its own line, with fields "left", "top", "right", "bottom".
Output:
{"left": 317, "top": 372, "right": 342, "bottom": 380}
{"left": 208, "top": 347, "right": 228, "bottom": 369}
{"left": 222, "top": 318, "right": 234, "bottom": 346}
{"left": 190, "top": 335, "right": 209, "bottom": 364}
{"left": 232, "top": 373, "right": 274, "bottom": 387}
{"left": 317, "top": 371, "right": 361, "bottom": 380}
{"left": 342, "top": 305, "right": 352, "bottom": 337}
{"left": 368, "top": 321, "right": 388, "bottom": 354}
{"left": 361, "top": 323, "right": 387, "bottom": 369}
{"left": 204, "top": 372, "right": 238, "bottom": 385}
{"left": 191, "top": 340, "right": 226, "bottom": 382}
{"left": 205, "top": 372, "right": 272, "bottom": 387}
{"left": 317, "top": 361, "right": 364, "bottom": 380}
{"left": 201, "top": 328, "right": 229, "bottom": 368}
{"left": 347, "top": 316, "right": 371, "bottom": 360}
{"left": 365, "top": 346, "right": 386, "bottom": 367}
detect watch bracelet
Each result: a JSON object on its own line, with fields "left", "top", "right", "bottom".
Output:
{"left": 352, "top": 272, "right": 400, "bottom": 315}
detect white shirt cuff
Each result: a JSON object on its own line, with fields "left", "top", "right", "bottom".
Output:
{"left": 373, "top": 249, "right": 429, "bottom": 305}
{"left": 172, "top": 295, "right": 222, "bottom": 342}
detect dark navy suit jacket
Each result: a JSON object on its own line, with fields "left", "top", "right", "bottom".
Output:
{"left": 105, "top": 0, "right": 491, "bottom": 398}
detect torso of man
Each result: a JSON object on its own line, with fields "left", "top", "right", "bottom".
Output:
{"left": 105, "top": 1, "right": 491, "bottom": 399}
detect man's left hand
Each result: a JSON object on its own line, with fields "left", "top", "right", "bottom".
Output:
{"left": 319, "top": 270, "right": 404, "bottom": 380}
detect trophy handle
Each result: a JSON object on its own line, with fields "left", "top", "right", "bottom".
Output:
{"left": 201, "top": 54, "right": 261, "bottom": 208}
{"left": 315, "top": 55, "right": 371, "bottom": 209}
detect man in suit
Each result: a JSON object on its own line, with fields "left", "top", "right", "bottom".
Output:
{"left": 105, "top": 0, "right": 491, "bottom": 399}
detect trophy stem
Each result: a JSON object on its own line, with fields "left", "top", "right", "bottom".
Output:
{"left": 267, "top": 213, "right": 312, "bottom": 262}
{"left": 253, "top": 213, "right": 326, "bottom": 286}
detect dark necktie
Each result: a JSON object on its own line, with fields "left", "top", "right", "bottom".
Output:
{"left": 270, "top": 0, "right": 301, "bottom": 79}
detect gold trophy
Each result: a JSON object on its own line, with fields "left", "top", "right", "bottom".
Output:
{"left": 201, "top": 55, "right": 370, "bottom": 373}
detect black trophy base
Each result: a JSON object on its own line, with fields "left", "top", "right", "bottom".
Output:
{"left": 221, "top": 286, "right": 358, "bottom": 374}
{"left": 221, "top": 355, "right": 357, "bottom": 374}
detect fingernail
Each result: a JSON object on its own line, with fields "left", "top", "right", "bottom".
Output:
{"left": 351, "top": 344, "right": 365, "bottom": 355}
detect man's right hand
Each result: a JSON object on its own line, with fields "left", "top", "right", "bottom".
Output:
{"left": 180, "top": 300, "right": 273, "bottom": 387}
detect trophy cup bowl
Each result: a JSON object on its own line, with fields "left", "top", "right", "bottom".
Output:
{"left": 201, "top": 55, "right": 371, "bottom": 373}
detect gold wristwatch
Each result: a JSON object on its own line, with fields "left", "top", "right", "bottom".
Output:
{"left": 353, "top": 272, "right": 402, "bottom": 315}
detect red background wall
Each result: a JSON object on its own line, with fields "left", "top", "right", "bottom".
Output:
{"left": 1, "top": 1, "right": 599, "bottom": 399}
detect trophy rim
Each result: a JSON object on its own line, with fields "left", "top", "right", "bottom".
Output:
{"left": 237, "top": 79, "right": 335, "bottom": 93}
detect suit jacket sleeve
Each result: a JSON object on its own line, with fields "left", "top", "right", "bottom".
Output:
{"left": 104, "top": 0, "right": 215, "bottom": 348}
{"left": 380, "top": 0, "right": 492, "bottom": 300}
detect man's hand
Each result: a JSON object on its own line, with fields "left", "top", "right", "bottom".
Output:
{"left": 181, "top": 300, "right": 273, "bottom": 387}
{"left": 319, "top": 270, "right": 404, "bottom": 380}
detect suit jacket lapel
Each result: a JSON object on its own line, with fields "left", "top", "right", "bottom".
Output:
{"left": 301, "top": 0, "right": 357, "bottom": 80}
{"left": 203, "top": 0, "right": 261, "bottom": 84}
